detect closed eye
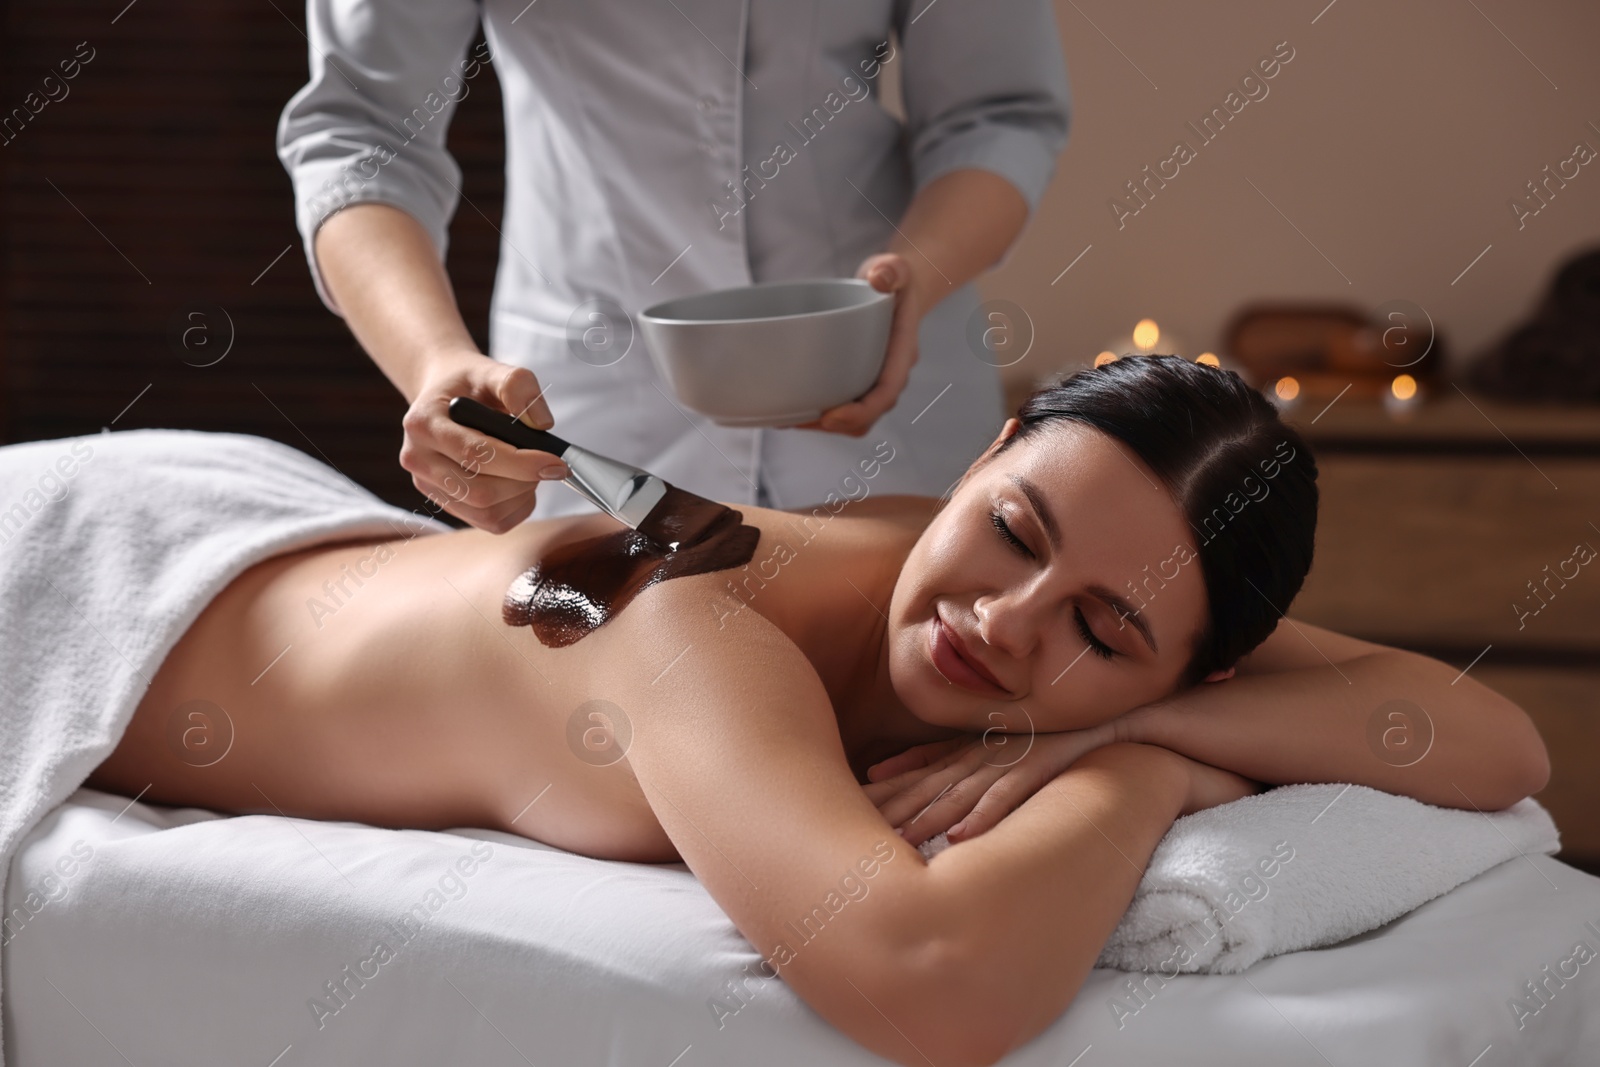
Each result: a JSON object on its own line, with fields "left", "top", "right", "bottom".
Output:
{"left": 1075, "top": 606, "right": 1116, "bottom": 660}
{"left": 994, "top": 510, "right": 1114, "bottom": 659}
{"left": 990, "top": 511, "right": 1033, "bottom": 558}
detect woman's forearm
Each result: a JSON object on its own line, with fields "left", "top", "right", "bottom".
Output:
{"left": 918, "top": 742, "right": 1188, "bottom": 1063}
{"left": 889, "top": 168, "right": 1028, "bottom": 311}
{"left": 314, "top": 202, "right": 482, "bottom": 402}
{"left": 1121, "top": 649, "right": 1550, "bottom": 810}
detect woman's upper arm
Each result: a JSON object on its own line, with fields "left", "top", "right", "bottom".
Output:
{"left": 1230, "top": 614, "right": 1391, "bottom": 677}
{"left": 581, "top": 579, "right": 979, "bottom": 1063}
{"left": 1219, "top": 615, "right": 1549, "bottom": 805}
{"left": 576, "top": 579, "right": 1191, "bottom": 1063}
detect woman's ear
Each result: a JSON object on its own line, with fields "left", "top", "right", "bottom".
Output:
{"left": 1202, "top": 667, "right": 1235, "bottom": 683}
{"left": 973, "top": 418, "right": 1022, "bottom": 469}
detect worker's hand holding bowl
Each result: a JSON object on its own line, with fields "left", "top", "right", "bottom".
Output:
{"left": 804, "top": 252, "right": 926, "bottom": 436}
{"left": 638, "top": 276, "right": 898, "bottom": 432}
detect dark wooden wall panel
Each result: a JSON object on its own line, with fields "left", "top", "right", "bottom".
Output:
{"left": 1, "top": 0, "right": 506, "bottom": 514}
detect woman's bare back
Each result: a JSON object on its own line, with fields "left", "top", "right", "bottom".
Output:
{"left": 87, "top": 496, "right": 946, "bottom": 863}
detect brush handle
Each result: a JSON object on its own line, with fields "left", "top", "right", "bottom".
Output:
{"left": 447, "top": 396, "right": 571, "bottom": 458}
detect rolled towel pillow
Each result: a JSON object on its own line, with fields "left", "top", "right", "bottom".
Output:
{"left": 920, "top": 782, "right": 1560, "bottom": 974}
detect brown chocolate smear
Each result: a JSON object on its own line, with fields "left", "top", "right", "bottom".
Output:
{"left": 503, "top": 484, "right": 760, "bottom": 648}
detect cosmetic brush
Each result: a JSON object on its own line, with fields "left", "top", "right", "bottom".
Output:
{"left": 447, "top": 396, "right": 721, "bottom": 548}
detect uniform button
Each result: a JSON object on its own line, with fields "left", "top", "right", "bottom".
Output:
{"left": 696, "top": 95, "right": 719, "bottom": 112}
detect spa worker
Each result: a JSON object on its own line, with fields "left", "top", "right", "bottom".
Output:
{"left": 277, "top": 1, "right": 1071, "bottom": 531}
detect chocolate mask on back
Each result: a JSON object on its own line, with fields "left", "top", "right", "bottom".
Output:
{"left": 503, "top": 485, "right": 761, "bottom": 647}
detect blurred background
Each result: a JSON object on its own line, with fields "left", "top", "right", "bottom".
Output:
{"left": 2, "top": 1, "right": 1597, "bottom": 867}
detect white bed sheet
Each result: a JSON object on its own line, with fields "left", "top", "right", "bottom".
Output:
{"left": 6, "top": 788, "right": 1597, "bottom": 1065}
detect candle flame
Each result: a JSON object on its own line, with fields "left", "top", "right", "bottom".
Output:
{"left": 1132, "top": 319, "right": 1160, "bottom": 350}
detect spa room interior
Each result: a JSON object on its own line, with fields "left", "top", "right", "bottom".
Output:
{"left": 2, "top": 1, "right": 1598, "bottom": 1064}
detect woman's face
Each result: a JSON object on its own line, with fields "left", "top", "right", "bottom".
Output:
{"left": 888, "top": 419, "right": 1209, "bottom": 734}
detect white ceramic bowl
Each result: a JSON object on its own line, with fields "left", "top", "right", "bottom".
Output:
{"left": 638, "top": 278, "right": 893, "bottom": 427}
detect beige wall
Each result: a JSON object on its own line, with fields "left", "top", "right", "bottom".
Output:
{"left": 978, "top": 0, "right": 1600, "bottom": 395}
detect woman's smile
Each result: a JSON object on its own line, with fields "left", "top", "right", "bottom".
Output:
{"left": 929, "top": 608, "right": 1013, "bottom": 697}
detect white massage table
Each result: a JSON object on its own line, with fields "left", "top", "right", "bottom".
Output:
{"left": 6, "top": 787, "right": 1598, "bottom": 1065}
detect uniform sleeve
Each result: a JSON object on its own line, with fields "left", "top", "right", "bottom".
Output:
{"left": 894, "top": 0, "right": 1071, "bottom": 215}
{"left": 275, "top": 0, "right": 485, "bottom": 316}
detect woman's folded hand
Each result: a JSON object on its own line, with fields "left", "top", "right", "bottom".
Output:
{"left": 861, "top": 721, "right": 1119, "bottom": 847}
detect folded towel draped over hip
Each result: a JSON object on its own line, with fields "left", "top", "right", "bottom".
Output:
{"left": 921, "top": 781, "right": 1560, "bottom": 974}
{"left": 0, "top": 429, "right": 449, "bottom": 1067}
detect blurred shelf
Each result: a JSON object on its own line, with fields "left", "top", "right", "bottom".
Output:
{"left": 1286, "top": 392, "right": 1600, "bottom": 871}
{"left": 1287, "top": 390, "right": 1600, "bottom": 455}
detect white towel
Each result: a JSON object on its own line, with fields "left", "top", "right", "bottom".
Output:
{"left": 0, "top": 429, "right": 449, "bottom": 1067}
{"left": 919, "top": 781, "right": 1560, "bottom": 974}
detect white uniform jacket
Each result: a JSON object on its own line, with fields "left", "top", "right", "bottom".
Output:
{"left": 278, "top": 0, "right": 1071, "bottom": 516}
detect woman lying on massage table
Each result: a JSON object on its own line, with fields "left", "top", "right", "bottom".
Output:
{"left": 86, "top": 355, "right": 1549, "bottom": 1067}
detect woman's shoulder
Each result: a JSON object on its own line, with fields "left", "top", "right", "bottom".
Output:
{"left": 589, "top": 493, "right": 916, "bottom": 660}
{"left": 729, "top": 495, "right": 929, "bottom": 592}
{"left": 576, "top": 550, "right": 824, "bottom": 695}
{"left": 764, "top": 493, "right": 940, "bottom": 532}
